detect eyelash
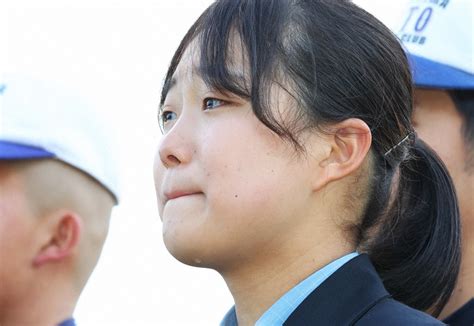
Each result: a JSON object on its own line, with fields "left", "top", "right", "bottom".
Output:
{"left": 203, "top": 97, "right": 226, "bottom": 110}
{"left": 159, "top": 97, "right": 227, "bottom": 133}
{"left": 158, "top": 110, "right": 175, "bottom": 133}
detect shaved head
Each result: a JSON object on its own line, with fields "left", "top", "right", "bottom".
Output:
{"left": 0, "top": 159, "right": 115, "bottom": 324}
{"left": 9, "top": 159, "right": 115, "bottom": 220}
{"left": 19, "top": 159, "right": 114, "bottom": 286}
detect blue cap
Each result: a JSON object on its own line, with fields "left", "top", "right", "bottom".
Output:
{"left": 392, "top": 0, "right": 473, "bottom": 90}
{"left": 0, "top": 140, "right": 55, "bottom": 160}
{"left": 0, "top": 74, "right": 120, "bottom": 204}
{"left": 408, "top": 54, "right": 474, "bottom": 90}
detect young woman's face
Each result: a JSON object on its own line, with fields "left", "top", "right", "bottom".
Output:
{"left": 154, "top": 44, "right": 328, "bottom": 269}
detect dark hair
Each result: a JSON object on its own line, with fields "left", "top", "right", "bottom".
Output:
{"left": 160, "top": 0, "right": 461, "bottom": 316}
{"left": 450, "top": 90, "right": 474, "bottom": 168}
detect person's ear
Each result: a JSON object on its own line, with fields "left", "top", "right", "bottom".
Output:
{"left": 33, "top": 212, "right": 82, "bottom": 267}
{"left": 314, "top": 118, "right": 372, "bottom": 191}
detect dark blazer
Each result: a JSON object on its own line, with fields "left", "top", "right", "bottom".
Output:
{"left": 443, "top": 298, "right": 474, "bottom": 326}
{"left": 284, "top": 254, "right": 444, "bottom": 325}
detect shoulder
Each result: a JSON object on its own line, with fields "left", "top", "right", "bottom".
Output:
{"left": 284, "top": 254, "right": 445, "bottom": 326}
{"left": 443, "top": 298, "right": 474, "bottom": 326}
{"left": 355, "top": 297, "right": 444, "bottom": 325}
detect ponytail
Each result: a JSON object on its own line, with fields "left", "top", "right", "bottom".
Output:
{"left": 361, "top": 137, "right": 461, "bottom": 316}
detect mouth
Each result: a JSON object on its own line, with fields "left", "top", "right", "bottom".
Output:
{"left": 164, "top": 190, "right": 203, "bottom": 202}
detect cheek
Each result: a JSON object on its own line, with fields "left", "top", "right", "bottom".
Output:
{"left": 0, "top": 199, "right": 37, "bottom": 301}
{"left": 153, "top": 151, "right": 166, "bottom": 217}
{"left": 414, "top": 111, "right": 464, "bottom": 178}
{"left": 207, "top": 159, "right": 290, "bottom": 217}
{"left": 199, "top": 119, "right": 308, "bottom": 237}
{"left": 206, "top": 115, "right": 302, "bottom": 192}
{"left": 0, "top": 188, "right": 33, "bottom": 252}
{"left": 0, "top": 218, "right": 33, "bottom": 266}
{"left": 413, "top": 94, "right": 465, "bottom": 178}
{"left": 160, "top": 112, "right": 312, "bottom": 266}
{"left": 413, "top": 109, "right": 473, "bottom": 220}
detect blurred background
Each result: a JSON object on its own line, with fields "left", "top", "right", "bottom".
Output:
{"left": 2, "top": 0, "right": 409, "bottom": 325}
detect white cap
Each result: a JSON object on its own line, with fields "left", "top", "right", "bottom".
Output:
{"left": 393, "top": 0, "right": 474, "bottom": 89}
{"left": 0, "top": 73, "right": 119, "bottom": 203}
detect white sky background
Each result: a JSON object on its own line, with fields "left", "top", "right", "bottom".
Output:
{"left": 3, "top": 1, "right": 408, "bottom": 325}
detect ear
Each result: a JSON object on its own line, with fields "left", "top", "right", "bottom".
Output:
{"left": 314, "top": 118, "right": 372, "bottom": 190}
{"left": 33, "top": 212, "right": 82, "bottom": 267}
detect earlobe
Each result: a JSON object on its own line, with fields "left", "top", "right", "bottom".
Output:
{"left": 315, "top": 119, "right": 372, "bottom": 190}
{"left": 33, "top": 212, "right": 82, "bottom": 267}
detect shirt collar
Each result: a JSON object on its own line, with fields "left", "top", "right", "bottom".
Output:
{"left": 57, "top": 318, "right": 76, "bottom": 326}
{"left": 221, "top": 252, "right": 359, "bottom": 326}
{"left": 221, "top": 306, "right": 238, "bottom": 326}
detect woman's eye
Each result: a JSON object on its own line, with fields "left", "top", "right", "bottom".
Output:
{"left": 159, "top": 110, "right": 177, "bottom": 132}
{"left": 161, "top": 111, "right": 177, "bottom": 123}
{"left": 203, "top": 98, "right": 225, "bottom": 110}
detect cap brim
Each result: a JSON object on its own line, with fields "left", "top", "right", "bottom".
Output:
{"left": 408, "top": 54, "right": 474, "bottom": 90}
{"left": 0, "top": 140, "right": 55, "bottom": 159}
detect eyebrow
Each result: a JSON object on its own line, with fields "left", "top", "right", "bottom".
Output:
{"left": 161, "top": 68, "right": 199, "bottom": 104}
{"left": 161, "top": 77, "right": 177, "bottom": 104}
{"left": 161, "top": 66, "right": 249, "bottom": 106}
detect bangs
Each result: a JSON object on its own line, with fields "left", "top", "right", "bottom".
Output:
{"left": 160, "top": 0, "right": 413, "bottom": 153}
{"left": 197, "top": 1, "right": 252, "bottom": 100}
{"left": 160, "top": 1, "right": 251, "bottom": 105}
{"left": 160, "top": 0, "right": 296, "bottom": 141}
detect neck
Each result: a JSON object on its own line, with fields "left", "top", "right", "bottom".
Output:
{"left": 220, "top": 228, "right": 354, "bottom": 326}
{"left": 0, "top": 275, "right": 78, "bottom": 326}
{"left": 439, "top": 232, "right": 474, "bottom": 319}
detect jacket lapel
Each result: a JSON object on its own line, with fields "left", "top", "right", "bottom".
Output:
{"left": 283, "top": 254, "right": 391, "bottom": 325}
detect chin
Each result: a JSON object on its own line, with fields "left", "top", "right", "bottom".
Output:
{"left": 162, "top": 225, "right": 237, "bottom": 270}
{"left": 164, "top": 241, "right": 213, "bottom": 268}
{"left": 162, "top": 225, "right": 208, "bottom": 267}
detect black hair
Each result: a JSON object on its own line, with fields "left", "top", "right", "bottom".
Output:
{"left": 450, "top": 90, "right": 474, "bottom": 168}
{"left": 160, "top": 0, "right": 461, "bottom": 316}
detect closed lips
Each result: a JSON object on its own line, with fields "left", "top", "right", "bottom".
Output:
{"left": 164, "top": 190, "right": 203, "bottom": 201}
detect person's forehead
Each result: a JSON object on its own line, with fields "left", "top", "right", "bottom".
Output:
{"left": 413, "top": 89, "right": 460, "bottom": 119}
{"left": 171, "top": 40, "right": 203, "bottom": 81}
{"left": 0, "top": 161, "right": 42, "bottom": 198}
{"left": 0, "top": 162, "right": 28, "bottom": 207}
{"left": 414, "top": 89, "right": 452, "bottom": 106}
{"left": 170, "top": 38, "right": 249, "bottom": 90}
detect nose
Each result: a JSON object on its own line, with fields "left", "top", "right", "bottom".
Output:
{"left": 158, "top": 124, "right": 194, "bottom": 169}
